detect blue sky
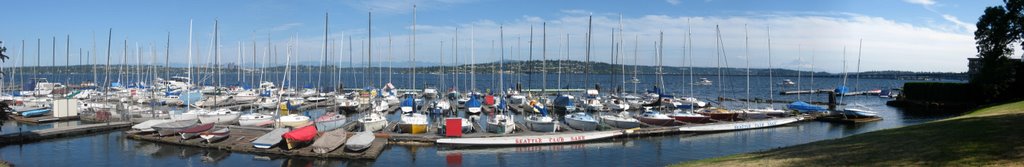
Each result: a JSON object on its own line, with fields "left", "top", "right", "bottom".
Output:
{"left": 0, "top": 0, "right": 1008, "bottom": 72}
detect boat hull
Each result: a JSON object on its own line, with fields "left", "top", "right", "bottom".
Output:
{"left": 397, "top": 123, "right": 428, "bottom": 134}
{"left": 437, "top": 130, "right": 623, "bottom": 146}
{"left": 671, "top": 116, "right": 711, "bottom": 123}
{"left": 486, "top": 122, "right": 515, "bottom": 134}
{"left": 564, "top": 118, "right": 598, "bottom": 131}
{"left": 678, "top": 116, "right": 805, "bottom": 132}
{"left": 701, "top": 112, "right": 739, "bottom": 121}
{"left": 599, "top": 116, "right": 641, "bottom": 129}
{"left": 525, "top": 121, "right": 558, "bottom": 133}
{"left": 361, "top": 120, "right": 388, "bottom": 132}
{"left": 636, "top": 117, "right": 682, "bottom": 126}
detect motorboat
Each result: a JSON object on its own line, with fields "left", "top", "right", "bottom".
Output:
{"left": 778, "top": 79, "right": 796, "bottom": 86}
{"left": 693, "top": 78, "right": 712, "bottom": 86}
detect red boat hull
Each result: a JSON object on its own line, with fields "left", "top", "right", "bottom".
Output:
{"left": 700, "top": 113, "right": 739, "bottom": 121}
{"left": 636, "top": 117, "right": 682, "bottom": 126}
{"left": 671, "top": 116, "right": 711, "bottom": 123}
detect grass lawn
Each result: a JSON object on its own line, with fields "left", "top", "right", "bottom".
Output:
{"left": 675, "top": 100, "right": 1024, "bottom": 166}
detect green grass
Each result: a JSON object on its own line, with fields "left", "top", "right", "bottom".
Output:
{"left": 675, "top": 100, "right": 1024, "bottom": 167}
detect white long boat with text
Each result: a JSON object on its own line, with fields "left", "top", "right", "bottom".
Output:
{"left": 436, "top": 130, "right": 623, "bottom": 146}
{"left": 677, "top": 116, "right": 806, "bottom": 132}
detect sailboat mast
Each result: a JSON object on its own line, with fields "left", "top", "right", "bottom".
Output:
{"left": 745, "top": 25, "right": 750, "bottom": 109}
{"left": 855, "top": 39, "right": 862, "bottom": 92}
{"left": 470, "top": 26, "right": 475, "bottom": 91}
{"left": 320, "top": 13, "right": 329, "bottom": 91}
{"left": 499, "top": 25, "right": 505, "bottom": 96}
{"left": 767, "top": 26, "right": 775, "bottom": 108}
{"left": 585, "top": 14, "right": 592, "bottom": 88}
{"left": 542, "top": 22, "right": 546, "bottom": 93}
{"left": 412, "top": 4, "right": 417, "bottom": 90}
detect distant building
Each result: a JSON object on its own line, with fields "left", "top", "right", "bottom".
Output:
{"left": 967, "top": 57, "right": 1022, "bottom": 78}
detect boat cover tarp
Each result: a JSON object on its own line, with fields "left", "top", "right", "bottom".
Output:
{"left": 179, "top": 123, "right": 214, "bottom": 133}
{"left": 283, "top": 125, "right": 318, "bottom": 142}
{"left": 787, "top": 101, "right": 827, "bottom": 113}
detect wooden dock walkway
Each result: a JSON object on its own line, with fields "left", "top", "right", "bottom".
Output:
{"left": 0, "top": 122, "right": 132, "bottom": 145}
{"left": 125, "top": 125, "right": 387, "bottom": 159}
{"left": 9, "top": 115, "right": 80, "bottom": 124}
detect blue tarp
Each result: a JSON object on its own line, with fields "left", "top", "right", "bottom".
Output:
{"left": 787, "top": 101, "right": 827, "bottom": 113}
{"left": 466, "top": 95, "right": 481, "bottom": 108}
{"left": 835, "top": 86, "right": 850, "bottom": 94}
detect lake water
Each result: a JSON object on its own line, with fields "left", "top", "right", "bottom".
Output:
{"left": 0, "top": 73, "right": 955, "bottom": 166}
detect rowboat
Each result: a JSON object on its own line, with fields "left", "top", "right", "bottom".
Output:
{"left": 344, "top": 130, "right": 374, "bottom": 152}
{"left": 132, "top": 119, "right": 175, "bottom": 133}
{"left": 282, "top": 125, "right": 318, "bottom": 150}
{"left": 151, "top": 120, "right": 198, "bottom": 136}
{"left": 178, "top": 123, "right": 214, "bottom": 139}
{"left": 437, "top": 130, "right": 623, "bottom": 146}
{"left": 311, "top": 129, "right": 349, "bottom": 154}
{"left": 314, "top": 112, "right": 347, "bottom": 133}
{"left": 252, "top": 128, "right": 290, "bottom": 149}
{"left": 199, "top": 128, "right": 230, "bottom": 143}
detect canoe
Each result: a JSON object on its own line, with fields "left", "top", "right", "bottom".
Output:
{"left": 252, "top": 128, "right": 290, "bottom": 149}
{"left": 20, "top": 108, "right": 51, "bottom": 117}
{"left": 178, "top": 123, "right": 214, "bottom": 139}
{"left": 152, "top": 120, "right": 198, "bottom": 136}
{"left": 677, "top": 116, "right": 805, "bottom": 132}
{"left": 132, "top": 119, "right": 175, "bottom": 133}
{"left": 314, "top": 112, "right": 347, "bottom": 133}
{"left": 310, "top": 129, "right": 349, "bottom": 154}
{"left": 344, "top": 131, "right": 374, "bottom": 152}
{"left": 282, "top": 125, "right": 318, "bottom": 150}
{"left": 199, "top": 128, "right": 230, "bottom": 143}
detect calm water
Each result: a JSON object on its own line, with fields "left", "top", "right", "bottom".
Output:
{"left": 0, "top": 73, "right": 953, "bottom": 166}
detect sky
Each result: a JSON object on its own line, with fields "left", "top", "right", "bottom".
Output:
{"left": 0, "top": 0, "right": 1010, "bottom": 73}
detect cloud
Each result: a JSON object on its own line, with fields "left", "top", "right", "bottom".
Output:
{"left": 904, "top": 0, "right": 936, "bottom": 6}
{"left": 666, "top": 0, "right": 681, "bottom": 5}
{"left": 942, "top": 14, "right": 976, "bottom": 32}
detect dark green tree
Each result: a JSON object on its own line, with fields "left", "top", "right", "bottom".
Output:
{"left": 973, "top": 5, "right": 1018, "bottom": 102}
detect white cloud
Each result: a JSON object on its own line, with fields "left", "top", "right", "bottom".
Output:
{"left": 904, "top": 0, "right": 936, "bottom": 6}
{"left": 942, "top": 14, "right": 976, "bottom": 32}
{"left": 666, "top": 0, "right": 681, "bottom": 5}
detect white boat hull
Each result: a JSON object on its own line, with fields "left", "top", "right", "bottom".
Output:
{"left": 564, "top": 118, "right": 599, "bottom": 131}
{"left": 437, "top": 130, "right": 623, "bottom": 145}
{"left": 677, "top": 116, "right": 805, "bottom": 132}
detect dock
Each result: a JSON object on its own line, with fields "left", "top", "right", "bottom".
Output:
{"left": 125, "top": 125, "right": 388, "bottom": 159}
{"left": 9, "top": 115, "right": 80, "bottom": 124}
{"left": 0, "top": 121, "right": 132, "bottom": 145}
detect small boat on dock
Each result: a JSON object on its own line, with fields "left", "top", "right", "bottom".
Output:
{"left": 178, "top": 123, "right": 214, "bottom": 140}
{"left": 252, "top": 128, "right": 290, "bottom": 149}
{"left": 698, "top": 108, "right": 740, "bottom": 121}
{"left": 344, "top": 130, "right": 375, "bottom": 152}
{"left": 199, "top": 128, "right": 230, "bottom": 143}
{"left": 311, "top": 129, "right": 349, "bottom": 154}
{"left": 20, "top": 108, "right": 51, "bottom": 117}
{"left": 152, "top": 120, "right": 198, "bottom": 136}
{"left": 132, "top": 119, "right": 175, "bottom": 133}
{"left": 314, "top": 112, "right": 347, "bottom": 133}
{"left": 282, "top": 125, "right": 318, "bottom": 150}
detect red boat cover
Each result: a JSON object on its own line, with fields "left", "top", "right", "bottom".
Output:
{"left": 484, "top": 95, "right": 495, "bottom": 105}
{"left": 445, "top": 118, "right": 463, "bottom": 137}
{"left": 179, "top": 123, "right": 214, "bottom": 133}
{"left": 283, "top": 125, "right": 318, "bottom": 142}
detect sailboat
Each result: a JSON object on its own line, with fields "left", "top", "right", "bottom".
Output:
{"left": 397, "top": 111, "right": 428, "bottom": 134}
{"left": 486, "top": 25, "right": 517, "bottom": 135}
{"left": 837, "top": 39, "right": 880, "bottom": 118}
{"left": 238, "top": 112, "right": 274, "bottom": 127}
{"left": 524, "top": 100, "right": 559, "bottom": 132}
{"left": 359, "top": 111, "right": 388, "bottom": 132}
{"left": 198, "top": 108, "right": 241, "bottom": 124}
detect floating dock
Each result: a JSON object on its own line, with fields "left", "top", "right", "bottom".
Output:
{"left": 0, "top": 121, "right": 132, "bottom": 145}
{"left": 9, "top": 115, "right": 80, "bottom": 124}
{"left": 125, "top": 125, "right": 388, "bottom": 159}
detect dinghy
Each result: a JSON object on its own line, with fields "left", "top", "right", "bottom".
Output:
{"left": 199, "top": 128, "right": 230, "bottom": 143}
{"left": 311, "top": 129, "right": 349, "bottom": 154}
{"left": 282, "top": 125, "right": 318, "bottom": 150}
{"left": 132, "top": 119, "right": 175, "bottom": 133}
{"left": 152, "top": 120, "right": 198, "bottom": 136}
{"left": 252, "top": 128, "right": 290, "bottom": 149}
{"left": 344, "top": 130, "right": 374, "bottom": 152}
{"left": 178, "top": 123, "right": 214, "bottom": 139}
